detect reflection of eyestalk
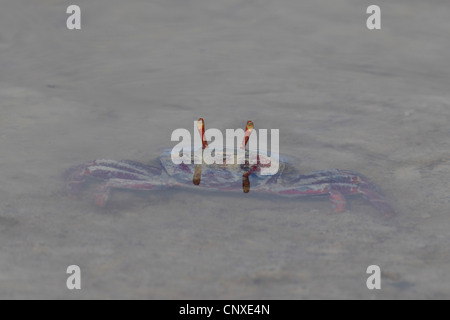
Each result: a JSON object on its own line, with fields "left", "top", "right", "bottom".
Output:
{"left": 193, "top": 164, "right": 202, "bottom": 186}
{"left": 242, "top": 171, "right": 251, "bottom": 193}
{"left": 193, "top": 118, "right": 208, "bottom": 186}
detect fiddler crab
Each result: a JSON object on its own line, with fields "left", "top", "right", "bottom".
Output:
{"left": 64, "top": 118, "right": 394, "bottom": 217}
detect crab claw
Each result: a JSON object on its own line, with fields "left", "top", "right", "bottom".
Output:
{"left": 93, "top": 184, "right": 111, "bottom": 207}
{"left": 94, "top": 192, "right": 109, "bottom": 207}
{"left": 329, "top": 189, "right": 347, "bottom": 214}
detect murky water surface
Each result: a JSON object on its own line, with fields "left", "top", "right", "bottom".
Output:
{"left": 1, "top": 0, "right": 449, "bottom": 299}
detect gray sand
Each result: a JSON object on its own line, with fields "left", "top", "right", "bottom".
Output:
{"left": 0, "top": 0, "right": 450, "bottom": 299}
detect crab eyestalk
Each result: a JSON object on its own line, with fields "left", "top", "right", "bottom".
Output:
{"left": 242, "top": 120, "right": 255, "bottom": 193}
{"left": 197, "top": 118, "right": 208, "bottom": 150}
{"left": 241, "top": 120, "right": 254, "bottom": 150}
{"left": 193, "top": 118, "right": 207, "bottom": 186}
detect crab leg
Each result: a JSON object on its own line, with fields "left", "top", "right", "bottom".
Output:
{"left": 277, "top": 178, "right": 394, "bottom": 217}
{"left": 82, "top": 160, "right": 162, "bottom": 179}
{"left": 285, "top": 169, "right": 380, "bottom": 193}
{"left": 193, "top": 118, "right": 207, "bottom": 186}
{"left": 94, "top": 179, "right": 164, "bottom": 207}
{"left": 277, "top": 183, "right": 351, "bottom": 214}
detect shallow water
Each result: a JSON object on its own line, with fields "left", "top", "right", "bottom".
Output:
{"left": 1, "top": 0, "right": 450, "bottom": 299}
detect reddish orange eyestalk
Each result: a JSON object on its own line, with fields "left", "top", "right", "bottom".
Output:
{"left": 197, "top": 118, "right": 208, "bottom": 150}
{"left": 241, "top": 120, "right": 254, "bottom": 149}
{"left": 241, "top": 120, "right": 255, "bottom": 192}
{"left": 193, "top": 118, "right": 207, "bottom": 185}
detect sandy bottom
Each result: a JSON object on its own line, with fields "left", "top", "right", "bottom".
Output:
{"left": 0, "top": 0, "right": 450, "bottom": 299}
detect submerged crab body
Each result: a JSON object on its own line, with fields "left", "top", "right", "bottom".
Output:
{"left": 64, "top": 118, "right": 394, "bottom": 217}
{"left": 160, "top": 148, "right": 284, "bottom": 189}
{"left": 64, "top": 154, "right": 394, "bottom": 217}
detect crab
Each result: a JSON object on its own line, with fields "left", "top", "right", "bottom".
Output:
{"left": 64, "top": 119, "right": 394, "bottom": 217}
